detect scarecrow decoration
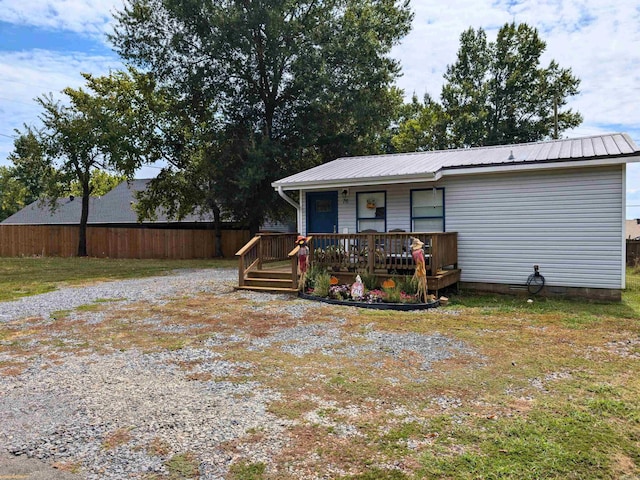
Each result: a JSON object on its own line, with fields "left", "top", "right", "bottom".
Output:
{"left": 410, "top": 237, "right": 428, "bottom": 302}
{"left": 296, "top": 235, "right": 311, "bottom": 290}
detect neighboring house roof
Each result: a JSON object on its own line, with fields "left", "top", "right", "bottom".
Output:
{"left": 273, "top": 133, "right": 640, "bottom": 190}
{"left": 2, "top": 179, "right": 215, "bottom": 225}
{"left": 627, "top": 219, "right": 640, "bottom": 240}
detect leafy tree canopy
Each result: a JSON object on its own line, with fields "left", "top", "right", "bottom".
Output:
{"left": 12, "top": 72, "right": 153, "bottom": 255}
{"left": 109, "top": 0, "right": 413, "bottom": 232}
{"left": 0, "top": 166, "right": 29, "bottom": 221}
{"left": 441, "top": 22, "right": 582, "bottom": 147}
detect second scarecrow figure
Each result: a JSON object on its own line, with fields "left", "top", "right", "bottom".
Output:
{"left": 296, "top": 235, "right": 310, "bottom": 290}
{"left": 410, "top": 237, "right": 428, "bottom": 302}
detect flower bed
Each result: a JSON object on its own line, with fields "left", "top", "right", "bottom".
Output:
{"left": 298, "top": 291, "right": 439, "bottom": 310}
{"left": 301, "top": 276, "right": 439, "bottom": 311}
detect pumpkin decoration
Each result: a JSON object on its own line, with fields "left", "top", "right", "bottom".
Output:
{"left": 382, "top": 279, "right": 396, "bottom": 289}
{"left": 329, "top": 276, "right": 340, "bottom": 285}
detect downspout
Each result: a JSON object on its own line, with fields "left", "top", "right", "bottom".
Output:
{"left": 277, "top": 186, "right": 302, "bottom": 234}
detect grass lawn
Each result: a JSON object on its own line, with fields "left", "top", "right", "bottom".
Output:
{"left": 1, "top": 259, "right": 639, "bottom": 479}
{"left": 0, "top": 256, "right": 236, "bottom": 302}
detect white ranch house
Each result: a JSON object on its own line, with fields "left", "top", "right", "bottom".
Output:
{"left": 251, "top": 133, "right": 639, "bottom": 300}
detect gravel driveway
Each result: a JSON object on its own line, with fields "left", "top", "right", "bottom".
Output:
{"left": 0, "top": 268, "right": 471, "bottom": 479}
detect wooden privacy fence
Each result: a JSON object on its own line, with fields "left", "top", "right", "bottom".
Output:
{"left": 0, "top": 225, "right": 250, "bottom": 259}
{"left": 628, "top": 240, "right": 640, "bottom": 266}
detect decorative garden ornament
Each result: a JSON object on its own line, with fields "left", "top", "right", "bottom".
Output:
{"left": 351, "top": 274, "right": 365, "bottom": 300}
{"left": 410, "top": 237, "right": 428, "bottom": 302}
{"left": 296, "top": 235, "right": 310, "bottom": 290}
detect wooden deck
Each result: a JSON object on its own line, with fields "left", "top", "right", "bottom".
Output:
{"left": 236, "top": 232, "right": 460, "bottom": 294}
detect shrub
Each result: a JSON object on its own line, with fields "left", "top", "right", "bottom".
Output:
{"left": 383, "top": 286, "right": 401, "bottom": 303}
{"left": 398, "top": 276, "right": 418, "bottom": 296}
{"left": 305, "top": 264, "right": 327, "bottom": 290}
{"left": 313, "top": 272, "right": 332, "bottom": 297}
{"left": 358, "top": 270, "right": 378, "bottom": 290}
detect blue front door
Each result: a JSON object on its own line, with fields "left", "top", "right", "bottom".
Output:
{"left": 307, "top": 191, "right": 338, "bottom": 233}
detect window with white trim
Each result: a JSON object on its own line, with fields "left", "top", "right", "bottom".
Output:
{"left": 411, "top": 188, "right": 444, "bottom": 232}
{"left": 356, "top": 191, "right": 386, "bottom": 232}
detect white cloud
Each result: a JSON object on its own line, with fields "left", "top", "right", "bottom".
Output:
{"left": 0, "top": 0, "right": 121, "bottom": 38}
{"left": 0, "top": 49, "right": 122, "bottom": 162}
{"left": 392, "top": 0, "right": 640, "bottom": 143}
{"left": 1, "top": 0, "right": 639, "bottom": 189}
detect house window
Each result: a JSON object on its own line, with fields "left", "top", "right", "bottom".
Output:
{"left": 411, "top": 188, "right": 444, "bottom": 232}
{"left": 356, "top": 191, "right": 386, "bottom": 232}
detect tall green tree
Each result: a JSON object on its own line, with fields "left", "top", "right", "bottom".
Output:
{"left": 391, "top": 93, "right": 448, "bottom": 152}
{"left": 14, "top": 74, "right": 153, "bottom": 256}
{"left": 441, "top": 22, "right": 582, "bottom": 147}
{"left": 110, "top": 0, "right": 412, "bottom": 233}
{"left": 0, "top": 166, "right": 29, "bottom": 221}
{"left": 5, "top": 127, "right": 52, "bottom": 205}
{"left": 69, "top": 169, "right": 128, "bottom": 197}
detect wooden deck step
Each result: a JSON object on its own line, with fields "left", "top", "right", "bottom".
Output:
{"left": 246, "top": 269, "right": 292, "bottom": 280}
{"left": 244, "top": 277, "right": 294, "bottom": 289}
{"left": 235, "top": 285, "right": 299, "bottom": 294}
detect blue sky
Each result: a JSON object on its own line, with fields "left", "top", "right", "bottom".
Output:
{"left": 1, "top": 0, "right": 639, "bottom": 218}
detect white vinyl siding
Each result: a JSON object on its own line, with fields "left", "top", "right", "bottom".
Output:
{"left": 445, "top": 166, "right": 624, "bottom": 289}
{"left": 299, "top": 165, "right": 624, "bottom": 290}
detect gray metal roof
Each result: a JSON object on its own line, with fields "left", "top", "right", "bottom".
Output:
{"left": 273, "top": 133, "right": 640, "bottom": 189}
{"left": 2, "top": 179, "right": 215, "bottom": 225}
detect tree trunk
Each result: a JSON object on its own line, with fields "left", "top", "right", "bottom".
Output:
{"left": 78, "top": 185, "right": 90, "bottom": 257}
{"left": 248, "top": 218, "right": 261, "bottom": 237}
{"left": 212, "top": 205, "right": 224, "bottom": 258}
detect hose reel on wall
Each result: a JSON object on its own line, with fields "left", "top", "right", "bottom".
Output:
{"left": 527, "top": 265, "right": 545, "bottom": 295}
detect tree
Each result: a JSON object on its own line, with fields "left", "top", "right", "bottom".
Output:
{"left": 391, "top": 93, "right": 448, "bottom": 152}
{"left": 69, "top": 170, "right": 128, "bottom": 197}
{"left": 14, "top": 74, "right": 152, "bottom": 256}
{"left": 441, "top": 22, "right": 582, "bottom": 147}
{"left": 109, "top": 0, "right": 412, "bottom": 233}
{"left": 0, "top": 166, "right": 29, "bottom": 221}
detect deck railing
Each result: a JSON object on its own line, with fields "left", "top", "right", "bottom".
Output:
{"left": 308, "top": 232, "right": 458, "bottom": 275}
{"left": 236, "top": 231, "right": 458, "bottom": 288}
{"left": 236, "top": 232, "right": 298, "bottom": 286}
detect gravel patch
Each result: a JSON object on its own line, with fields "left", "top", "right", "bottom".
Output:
{"left": 0, "top": 349, "right": 288, "bottom": 480}
{"left": 0, "top": 268, "right": 236, "bottom": 323}
{"left": 0, "top": 268, "right": 476, "bottom": 479}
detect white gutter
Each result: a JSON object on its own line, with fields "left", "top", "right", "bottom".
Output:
{"left": 272, "top": 172, "right": 437, "bottom": 191}
{"left": 276, "top": 185, "right": 302, "bottom": 233}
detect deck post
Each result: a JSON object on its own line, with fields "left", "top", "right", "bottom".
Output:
{"left": 430, "top": 234, "right": 438, "bottom": 276}
{"left": 238, "top": 255, "right": 245, "bottom": 287}
{"left": 291, "top": 255, "right": 298, "bottom": 290}
{"left": 257, "top": 235, "right": 263, "bottom": 270}
{"left": 367, "top": 233, "right": 375, "bottom": 275}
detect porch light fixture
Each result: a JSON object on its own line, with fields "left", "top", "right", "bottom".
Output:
{"left": 341, "top": 188, "right": 349, "bottom": 203}
{"left": 508, "top": 150, "right": 515, "bottom": 160}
